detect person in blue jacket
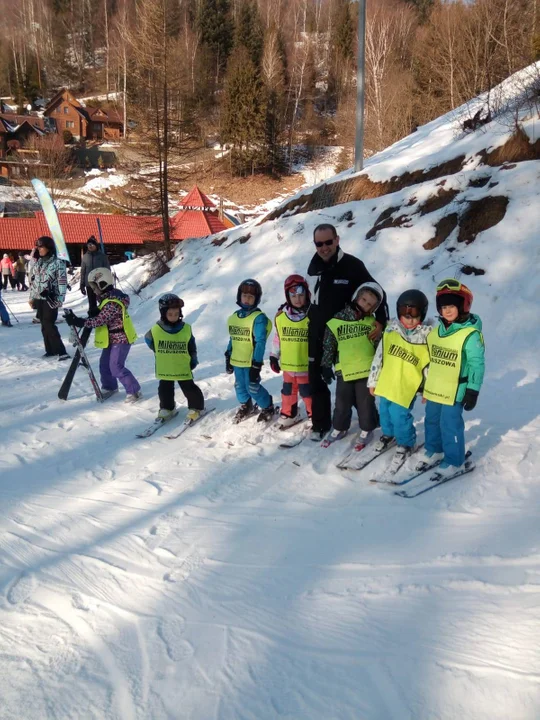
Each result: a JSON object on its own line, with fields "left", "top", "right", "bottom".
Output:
{"left": 418, "top": 279, "right": 485, "bottom": 477}
{"left": 0, "top": 287, "right": 12, "bottom": 326}
{"left": 225, "top": 278, "right": 275, "bottom": 423}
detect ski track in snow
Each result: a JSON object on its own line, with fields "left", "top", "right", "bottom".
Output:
{"left": 2, "top": 75, "right": 540, "bottom": 715}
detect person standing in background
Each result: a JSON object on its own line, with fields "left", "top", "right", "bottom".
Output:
{"left": 80, "top": 236, "right": 110, "bottom": 315}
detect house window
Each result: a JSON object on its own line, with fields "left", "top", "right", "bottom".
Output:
{"left": 93, "top": 123, "right": 102, "bottom": 131}
{"left": 64, "top": 107, "right": 69, "bottom": 114}
{"left": 66, "top": 121, "right": 74, "bottom": 128}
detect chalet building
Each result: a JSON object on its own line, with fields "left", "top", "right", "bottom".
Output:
{"left": 0, "top": 186, "right": 235, "bottom": 264}
{"left": 43, "top": 89, "right": 124, "bottom": 141}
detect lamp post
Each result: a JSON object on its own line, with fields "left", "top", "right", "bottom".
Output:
{"left": 354, "top": 0, "right": 367, "bottom": 173}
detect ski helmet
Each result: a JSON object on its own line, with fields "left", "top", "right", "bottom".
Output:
{"left": 88, "top": 267, "right": 114, "bottom": 294}
{"left": 396, "top": 289, "right": 429, "bottom": 321}
{"left": 159, "top": 293, "right": 184, "bottom": 320}
{"left": 36, "top": 236, "right": 56, "bottom": 254}
{"left": 352, "top": 282, "right": 384, "bottom": 312}
{"left": 435, "top": 278, "right": 473, "bottom": 315}
{"left": 237, "top": 278, "right": 262, "bottom": 307}
{"left": 284, "top": 274, "right": 311, "bottom": 305}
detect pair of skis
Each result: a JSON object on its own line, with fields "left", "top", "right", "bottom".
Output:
{"left": 337, "top": 434, "right": 475, "bottom": 498}
{"left": 136, "top": 407, "right": 215, "bottom": 439}
{"left": 59, "top": 322, "right": 110, "bottom": 403}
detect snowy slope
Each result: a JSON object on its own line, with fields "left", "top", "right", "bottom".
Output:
{"left": 2, "top": 65, "right": 540, "bottom": 720}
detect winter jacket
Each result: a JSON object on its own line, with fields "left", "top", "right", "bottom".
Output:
{"left": 29, "top": 254, "right": 67, "bottom": 304}
{"left": 14, "top": 257, "right": 26, "bottom": 273}
{"left": 425, "top": 313, "right": 485, "bottom": 403}
{"left": 80, "top": 249, "right": 111, "bottom": 290}
{"left": 145, "top": 319, "right": 198, "bottom": 368}
{"left": 1, "top": 257, "right": 15, "bottom": 276}
{"left": 226, "top": 307, "right": 269, "bottom": 365}
{"left": 270, "top": 304, "right": 309, "bottom": 359}
{"left": 83, "top": 288, "right": 130, "bottom": 344}
{"left": 321, "top": 303, "right": 377, "bottom": 370}
{"left": 306, "top": 248, "right": 388, "bottom": 359}
{"left": 367, "top": 318, "right": 434, "bottom": 389}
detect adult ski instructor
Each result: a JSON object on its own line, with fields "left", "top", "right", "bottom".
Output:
{"left": 80, "top": 236, "right": 110, "bottom": 315}
{"left": 307, "top": 223, "right": 388, "bottom": 441}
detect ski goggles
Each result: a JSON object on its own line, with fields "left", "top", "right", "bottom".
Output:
{"left": 397, "top": 304, "right": 422, "bottom": 319}
{"left": 289, "top": 285, "right": 306, "bottom": 296}
{"left": 314, "top": 238, "right": 334, "bottom": 248}
{"left": 436, "top": 278, "right": 464, "bottom": 292}
{"left": 240, "top": 284, "right": 257, "bottom": 295}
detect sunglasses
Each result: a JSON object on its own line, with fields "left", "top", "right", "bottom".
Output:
{"left": 314, "top": 238, "right": 334, "bottom": 248}
{"left": 398, "top": 304, "right": 422, "bottom": 319}
{"left": 436, "top": 278, "right": 463, "bottom": 292}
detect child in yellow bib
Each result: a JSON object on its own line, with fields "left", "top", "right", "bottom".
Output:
{"left": 270, "top": 274, "right": 312, "bottom": 429}
{"left": 320, "top": 282, "right": 384, "bottom": 446}
{"left": 368, "top": 289, "right": 432, "bottom": 470}
{"left": 225, "top": 279, "right": 274, "bottom": 423}
{"left": 417, "top": 279, "right": 485, "bottom": 478}
{"left": 145, "top": 293, "right": 204, "bottom": 422}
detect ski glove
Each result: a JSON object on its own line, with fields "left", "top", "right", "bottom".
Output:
{"left": 463, "top": 389, "right": 479, "bottom": 411}
{"left": 270, "top": 356, "right": 281, "bottom": 374}
{"left": 321, "top": 366, "right": 335, "bottom": 385}
{"left": 249, "top": 361, "right": 262, "bottom": 384}
{"left": 65, "top": 313, "right": 86, "bottom": 328}
{"left": 80, "top": 286, "right": 87, "bottom": 295}
{"left": 190, "top": 356, "right": 198, "bottom": 371}
{"left": 225, "top": 352, "right": 234, "bottom": 375}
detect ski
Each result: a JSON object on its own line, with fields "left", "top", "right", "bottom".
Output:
{"left": 387, "top": 449, "right": 471, "bottom": 488}
{"left": 279, "top": 420, "right": 312, "bottom": 449}
{"left": 58, "top": 325, "right": 92, "bottom": 400}
{"left": 336, "top": 437, "right": 396, "bottom": 471}
{"left": 64, "top": 325, "right": 104, "bottom": 402}
{"left": 369, "top": 443, "right": 425, "bottom": 485}
{"left": 165, "top": 407, "right": 216, "bottom": 439}
{"left": 395, "top": 455, "right": 475, "bottom": 498}
{"left": 136, "top": 409, "right": 179, "bottom": 438}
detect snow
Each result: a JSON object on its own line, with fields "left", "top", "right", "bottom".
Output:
{"left": 2, "top": 63, "right": 540, "bottom": 719}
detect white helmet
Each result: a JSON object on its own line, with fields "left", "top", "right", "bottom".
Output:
{"left": 88, "top": 267, "right": 114, "bottom": 294}
{"left": 352, "top": 281, "right": 384, "bottom": 312}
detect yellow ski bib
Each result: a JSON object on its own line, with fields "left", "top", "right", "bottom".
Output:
{"left": 423, "top": 326, "right": 478, "bottom": 405}
{"left": 375, "top": 331, "right": 430, "bottom": 408}
{"left": 326, "top": 316, "right": 375, "bottom": 381}
{"left": 275, "top": 313, "right": 309, "bottom": 373}
{"left": 94, "top": 298, "right": 138, "bottom": 348}
{"left": 151, "top": 323, "right": 193, "bottom": 381}
{"left": 228, "top": 310, "right": 272, "bottom": 368}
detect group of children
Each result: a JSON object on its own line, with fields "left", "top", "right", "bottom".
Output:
{"left": 65, "top": 267, "right": 485, "bottom": 476}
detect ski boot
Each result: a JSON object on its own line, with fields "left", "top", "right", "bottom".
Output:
{"left": 354, "top": 429, "right": 373, "bottom": 452}
{"left": 388, "top": 445, "right": 413, "bottom": 474}
{"left": 125, "top": 391, "right": 143, "bottom": 404}
{"left": 186, "top": 409, "right": 202, "bottom": 422}
{"left": 157, "top": 407, "right": 176, "bottom": 421}
{"left": 233, "top": 399, "right": 254, "bottom": 424}
{"left": 373, "top": 434, "right": 395, "bottom": 453}
{"left": 257, "top": 403, "right": 276, "bottom": 423}
{"left": 278, "top": 413, "right": 301, "bottom": 430}
{"left": 321, "top": 428, "right": 347, "bottom": 448}
{"left": 415, "top": 449, "right": 444, "bottom": 473}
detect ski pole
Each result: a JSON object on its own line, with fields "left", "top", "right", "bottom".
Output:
{"left": 2, "top": 297, "right": 19, "bottom": 323}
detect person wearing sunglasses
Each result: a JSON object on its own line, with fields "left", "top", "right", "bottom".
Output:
{"left": 28, "top": 236, "right": 70, "bottom": 360}
{"left": 368, "top": 289, "right": 432, "bottom": 476}
{"left": 306, "top": 223, "right": 388, "bottom": 441}
{"left": 417, "top": 279, "right": 485, "bottom": 478}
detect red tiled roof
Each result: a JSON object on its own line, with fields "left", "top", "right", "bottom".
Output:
{"left": 180, "top": 186, "right": 216, "bottom": 209}
{"left": 171, "top": 209, "right": 227, "bottom": 240}
{"left": 0, "top": 212, "right": 164, "bottom": 251}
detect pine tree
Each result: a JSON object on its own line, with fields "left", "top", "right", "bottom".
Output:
{"left": 234, "top": 0, "right": 264, "bottom": 68}
{"left": 198, "top": 0, "right": 234, "bottom": 83}
{"left": 221, "top": 45, "right": 267, "bottom": 175}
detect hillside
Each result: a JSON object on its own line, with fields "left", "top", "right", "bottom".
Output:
{"left": 1, "top": 64, "right": 540, "bottom": 720}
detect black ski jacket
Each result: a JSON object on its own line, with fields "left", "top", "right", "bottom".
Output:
{"left": 80, "top": 249, "right": 111, "bottom": 291}
{"left": 307, "top": 248, "right": 388, "bottom": 358}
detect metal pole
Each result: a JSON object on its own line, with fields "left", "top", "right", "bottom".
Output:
{"left": 355, "top": 0, "right": 367, "bottom": 173}
{"left": 2, "top": 297, "right": 19, "bottom": 323}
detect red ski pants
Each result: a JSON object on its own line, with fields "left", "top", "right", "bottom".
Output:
{"left": 281, "top": 371, "right": 312, "bottom": 418}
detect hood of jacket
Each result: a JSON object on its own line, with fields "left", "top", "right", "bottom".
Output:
{"left": 384, "top": 317, "right": 435, "bottom": 343}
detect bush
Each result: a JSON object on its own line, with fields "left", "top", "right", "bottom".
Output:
{"left": 63, "top": 129, "right": 73, "bottom": 144}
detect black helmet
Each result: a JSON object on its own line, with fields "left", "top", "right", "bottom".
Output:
{"left": 159, "top": 293, "right": 184, "bottom": 320}
{"left": 236, "top": 278, "right": 262, "bottom": 307}
{"left": 396, "top": 289, "right": 429, "bottom": 321}
{"left": 36, "top": 236, "right": 56, "bottom": 254}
